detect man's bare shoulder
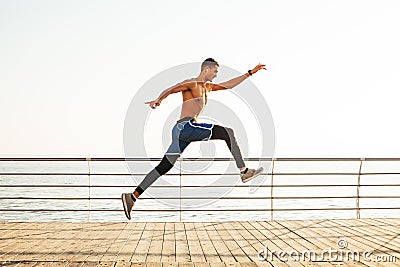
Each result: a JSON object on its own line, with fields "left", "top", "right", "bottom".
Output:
{"left": 178, "top": 78, "right": 197, "bottom": 90}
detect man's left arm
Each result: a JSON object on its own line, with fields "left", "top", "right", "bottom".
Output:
{"left": 209, "top": 64, "right": 266, "bottom": 91}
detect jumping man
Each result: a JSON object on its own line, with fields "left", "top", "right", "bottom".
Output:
{"left": 122, "top": 58, "right": 266, "bottom": 220}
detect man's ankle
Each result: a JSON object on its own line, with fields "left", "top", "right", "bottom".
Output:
{"left": 133, "top": 191, "right": 140, "bottom": 199}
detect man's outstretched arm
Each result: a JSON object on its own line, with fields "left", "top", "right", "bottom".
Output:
{"left": 145, "top": 80, "right": 194, "bottom": 109}
{"left": 209, "top": 64, "right": 266, "bottom": 91}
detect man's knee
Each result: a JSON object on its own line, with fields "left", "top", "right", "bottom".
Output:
{"left": 225, "top": 127, "right": 234, "bottom": 137}
{"left": 212, "top": 125, "right": 231, "bottom": 138}
{"left": 222, "top": 127, "right": 235, "bottom": 142}
{"left": 155, "top": 154, "right": 179, "bottom": 175}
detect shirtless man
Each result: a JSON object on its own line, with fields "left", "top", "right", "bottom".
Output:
{"left": 122, "top": 58, "right": 266, "bottom": 220}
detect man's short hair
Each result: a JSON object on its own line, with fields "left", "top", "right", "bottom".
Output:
{"left": 201, "top": 58, "right": 219, "bottom": 70}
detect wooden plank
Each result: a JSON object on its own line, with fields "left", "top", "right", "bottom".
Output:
{"left": 273, "top": 220, "right": 338, "bottom": 265}
{"left": 115, "top": 222, "right": 145, "bottom": 262}
{"left": 246, "top": 221, "right": 290, "bottom": 265}
{"left": 287, "top": 219, "right": 375, "bottom": 267}
{"left": 307, "top": 219, "right": 388, "bottom": 267}
{"left": 16, "top": 262, "right": 40, "bottom": 267}
{"left": 259, "top": 263, "right": 290, "bottom": 267}
{"left": 162, "top": 262, "right": 178, "bottom": 267}
{"left": 100, "top": 223, "right": 130, "bottom": 262}
{"left": 147, "top": 222, "right": 165, "bottom": 262}
{"left": 230, "top": 222, "right": 264, "bottom": 262}
{"left": 361, "top": 219, "right": 400, "bottom": 241}
{"left": 57, "top": 223, "right": 110, "bottom": 262}
{"left": 84, "top": 223, "right": 126, "bottom": 262}
{"left": 133, "top": 222, "right": 155, "bottom": 262}
{"left": 204, "top": 222, "right": 236, "bottom": 263}
{"left": 371, "top": 218, "right": 400, "bottom": 227}
{"left": 41, "top": 223, "right": 90, "bottom": 262}
{"left": 23, "top": 223, "right": 70, "bottom": 262}
{"left": 279, "top": 219, "right": 347, "bottom": 262}
{"left": 68, "top": 223, "right": 117, "bottom": 262}
{"left": 194, "top": 223, "right": 220, "bottom": 263}
{"left": 66, "top": 223, "right": 112, "bottom": 262}
{"left": 185, "top": 222, "right": 206, "bottom": 263}
{"left": 327, "top": 220, "right": 400, "bottom": 266}
{"left": 224, "top": 262, "right": 241, "bottom": 267}
{"left": 0, "top": 222, "right": 26, "bottom": 245}
{"left": 64, "top": 223, "right": 101, "bottom": 262}
{"left": 219, "top": 222, "right": 251, "bottom": 263}
{"left": 278, "top": 220, "right": 331, "bottom": 247}
{"left": 265, "top": 220, "right": 319, "bottom": 262}
{"left": 115, "top": 260, "right": 135, "bottom": 267}
{"left": 0, "top": 261, "right": 38, "bottom": 267}
{"left": 289, "top": 219, "right": 381, "bottom": 266}
{"left": 213, "top": 222, "right": 246, "bottom": 263}
{"left": 48, "top": 262, "right": 69, "bottom": 267}
{"left": 175, "top": 222, "right": 190, "bottom": 263}
{"left": 208, "top": 262, "right": 226, "bottom": 267}
{"left": 0, "top": 222, "right": 45, "bottom": 261}
{"left": 328, "top": 219, "right": 399, "bottom": 254}
{"left": 0, "top": 223, "right": 44, "bottom": 262}
{"left": 193, "top": 263, "right": 209, "bottom": 267}
{"left": 236, "top": 262, "right": 257, "bottom": 267}
{"left": 161, "top": 222, "right": 176, "bottom": 263}
{"left": 64, "top": 261, "right": 85, "bottom": 267}
{"left": 251, "top": 221, "right": 305, "bottom": 266}
{"left": 6, "top": 223, "right": 67, "bottom": 262}
{"left": 238, "top": 221, "right": 268, "bottom": 254}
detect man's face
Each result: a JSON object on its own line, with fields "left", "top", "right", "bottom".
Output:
{"left": 206, "top": 66, "right": 219, "bottom": 81}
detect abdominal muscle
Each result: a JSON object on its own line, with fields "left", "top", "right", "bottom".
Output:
{"left": 179, "top": 98, "right": 205, "bottom": 121}
{"left": 179, "top": 87, "right": 207, "bottom": 121}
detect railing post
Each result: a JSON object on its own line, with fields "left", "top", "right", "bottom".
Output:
{"left": 270, "top": 158, "right": 275, "bottom": 221}
{"left": 179, "top": 157, "right": 182, "bottom": 222}
{"left": 356, "top": 158, "right": 364, "bottom": 219}
{"left": 86, "top": 157, "right": 91, "bottom": 222}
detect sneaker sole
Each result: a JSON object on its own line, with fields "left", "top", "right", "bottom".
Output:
{"left": 242, "top": 167, "right": 264, "bottom": 183}
{"left": 121, "top": 194, "right": 131, "bottom": 220}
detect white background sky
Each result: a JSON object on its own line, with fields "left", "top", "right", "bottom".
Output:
{"left": 1, "top": 0, "right": 400, "bottom": 157}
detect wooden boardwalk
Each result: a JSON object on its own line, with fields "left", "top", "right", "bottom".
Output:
{"left": 0, "top": 218, "right": 399, "bottom": 267}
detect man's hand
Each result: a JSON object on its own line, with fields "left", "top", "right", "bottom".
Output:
{"left": 144, "top": 99, "right": 161, "bottom": 109}
{"left": 250, "top": 63, "right": 267, "bottom": 75}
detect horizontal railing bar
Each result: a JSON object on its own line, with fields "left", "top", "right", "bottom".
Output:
{"left": 1, "top": 196, "right": 399, "bottom": 200}
{"left": 0, "top": 158, "right": 265, "bottom": 161}
{"left": 0, "top": 184, "right": 399, "bottom": 188}
{"left": 2, "top": 172, "right": 400, "bottom": 176}
{"left": 1, "top": 207, "right": 399, "bottom": 212}
{"left": 274, "top": 158, "right": 400, "bottom": 161}
{"left": 2, "top": 157, "right": 400, "bottom": 162}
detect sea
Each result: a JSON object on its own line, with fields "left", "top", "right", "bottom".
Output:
{"left": 0, "top": 159, "right": 399, "bottom": 222}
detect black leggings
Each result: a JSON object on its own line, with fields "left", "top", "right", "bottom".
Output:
{"left": 135, "top": 125, "right": 245, "bottom": 195}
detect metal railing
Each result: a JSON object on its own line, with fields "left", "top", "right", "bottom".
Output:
{"left": 0, "top": 157, "right": 400, "bottom": 221}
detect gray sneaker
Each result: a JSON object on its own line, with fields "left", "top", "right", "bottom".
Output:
{"left": 241, "top": 167, "right": 264, "bottom": 183}
{"left": 121, "top": 193, "right": 135, "bottom": 220}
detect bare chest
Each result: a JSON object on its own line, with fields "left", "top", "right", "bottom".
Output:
{"left": 182, "top": 84, "right": 209, "bottom": 102}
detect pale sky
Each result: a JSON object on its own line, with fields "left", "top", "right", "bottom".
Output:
{"left": 1, "top": 0, "right": 400, "bottom": 157}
